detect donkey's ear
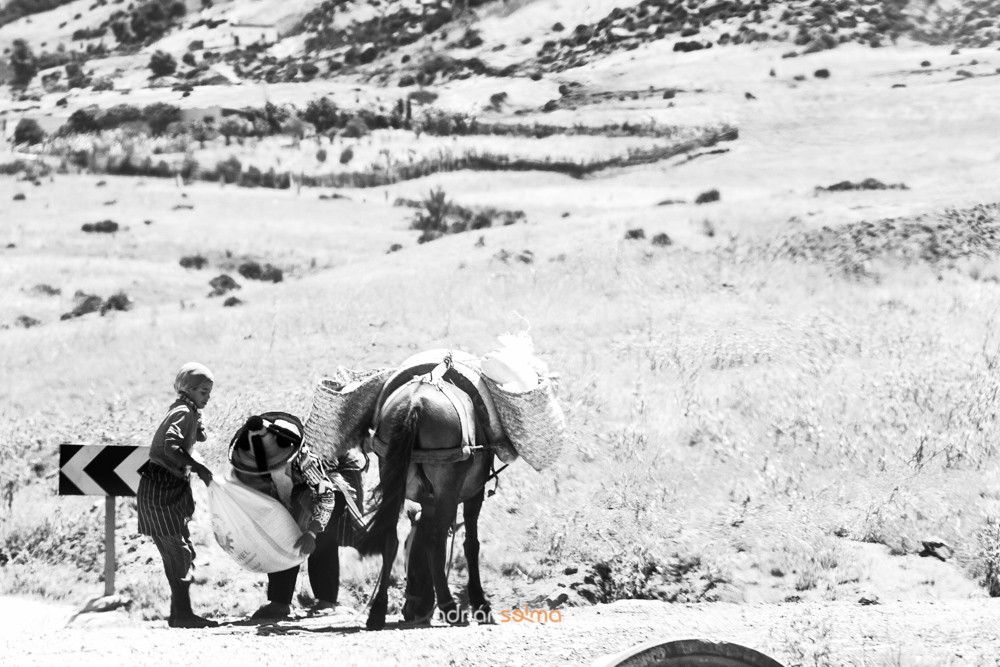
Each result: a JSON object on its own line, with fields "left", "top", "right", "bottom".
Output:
{"left": 245, "top": 415, "right": 264, "bottom": 431}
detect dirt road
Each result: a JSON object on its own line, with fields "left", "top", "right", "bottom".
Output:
{"left": 2, "top": 597, "right": 1000, "bottom": 666}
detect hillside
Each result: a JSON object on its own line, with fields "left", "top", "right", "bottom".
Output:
{"left": 2, "top": 1, "right": 1000, "bottom": 664}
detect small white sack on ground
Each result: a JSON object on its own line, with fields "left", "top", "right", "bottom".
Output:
{"left": 207, "top": 475, "right": 307, "bottom": 573}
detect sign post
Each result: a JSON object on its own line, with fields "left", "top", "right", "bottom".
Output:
{"left": 105, "top": 496, "right": 116, "bottom": 596}
{"left": 59, "top": 444, "right": 149, "bottom": 597}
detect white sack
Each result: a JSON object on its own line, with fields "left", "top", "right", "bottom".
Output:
{"left": 207, "top": 476, "right": 307, "bottom": 573}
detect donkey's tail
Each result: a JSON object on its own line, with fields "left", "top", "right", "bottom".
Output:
{"left": 356, "top": 401, "right": 420, "bottom": 557}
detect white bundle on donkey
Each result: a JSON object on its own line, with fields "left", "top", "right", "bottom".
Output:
{"left": 479, "top": 332, "right": 567, "bottom": 472}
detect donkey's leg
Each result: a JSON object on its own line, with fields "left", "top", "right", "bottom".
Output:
{"left": 366, "top": 528, "right": 398, "bottom": 631}
{"left": 402, "top": 520, "right": 435, "bottom": 622}
{"left": 462, "top": 487, "right": 491, "bottom": 622}
{"left": 422, "top": 497, "right": 462, "bottom": 624}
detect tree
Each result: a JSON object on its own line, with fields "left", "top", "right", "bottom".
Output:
{"left": 302, "top": 96, "right": 342, "bottom": 134}
{"left": 218, "top": 117, "right": 250, "bottom": 146}
{"left": 142, "top": 102, "right": 181, "bottom": 135}
{"left": 280, "top": 116, "right": 312, "bottom": 145}
{"left": 188, "top": 120, "right": 217, "bottom": 148}
{"left": 62, "top": 107, "right": 100, "bottom": 135}
{"left": 250, "top": 118, "right": 270, "bottom": 139}
{"left": 13, "top": 118, "right": 45, "bottom": 145}
{"left": 411, "top": 187, "right": 452, "bottom": 232}
{"left": 263, "top": 102, "right": 291, "bottom": 134}
{"left": 97, "top": 104, "right": 144, "bottom": 130}
{"left": 300, "top": 62, "right": 319, "bottom": 79}
{"left": 148, "top": 50, "right": 177, "bottom": 77}
{"left": 10, "top": 39, "right": 37, "bottom": 89}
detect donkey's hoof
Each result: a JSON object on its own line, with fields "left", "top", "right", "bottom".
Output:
{"left": 403, "top": 602, "right": 435, "bottom": 625}
{"left": 365, "top": 613, "right": 386, "bottom": 631}
{"left": 438, "top": 603, "right": 467, "bottom": 626}
{"left": 472, "top": 604, "right": 494, "bottom": 624}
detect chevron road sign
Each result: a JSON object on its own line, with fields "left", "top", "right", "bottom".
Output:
{"left": 58, "top": 444, "right": 151, "bottom": 598}
{"left": 58, "top": 444, "right": 149, "bottom": 497}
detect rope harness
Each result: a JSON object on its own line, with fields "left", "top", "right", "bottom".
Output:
{"left": 369, "top": 352, "right": 497, "bottom": 465}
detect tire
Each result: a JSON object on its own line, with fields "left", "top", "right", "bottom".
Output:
{"left": 594, "top": 638, "right": 786, "bottom": 667}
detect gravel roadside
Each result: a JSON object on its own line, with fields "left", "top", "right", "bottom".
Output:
{"left": 3, "top": 597, "right": 1000, "bottom": 666}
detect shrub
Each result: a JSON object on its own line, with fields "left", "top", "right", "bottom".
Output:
{"left": 81, "top": 220, "right": 120, "bottom": 233}
{"left": 91, "top": 77, "right": 114, "bottom": 91}
{"left": 98, "top": 104, "right": 144, "bottom": 130}
{"left": 417, "top": 229, "right": 445, "bottom": 244}
{"left": 814, "top": 68, "right": 831, "bottom": 79}
{"left": 237, "top": 260, "right": 282, "bottom": 282}
{"left": 695, "top": 189, "right": 720, "bottom": 204}
{"left": 114, "top": 0, "right": 186, "bottom": 45}
{"left": 300, "top": 62, "right": 319, "bottom": 79}
{"left": 13, "top": 119, "right": 45, "bottom": 146}
{"left": 143, "top": 102, "right": 181, "bottom": 135}
{"left": 973, "top": 515, "right": 1000, "bottom": 597}
{"left": 469, "top": 211, "right": 494, "bottom": 230}
{"left": 182, "top": 52, "right": 196, "bottom": 67}
{"left": 625, "top": 228, "right": 646, "bottom": 240}
{"left": 9, "top": 39, "right": 37, "bottom": 89}
{"left": 217, "top": 116, "right": 249, "bottom": 145}
{"left": 260, "top": 265, "right": 283, "bottom": 282}
{"left": 408, "top": 89, "right": 439, "bottom": 105}
{"left": 179, "top": 155, "right": 198, "bottom": 181}
{"left": 302, "top": 97, "right": 342, "bottom": 134}
{"left": 100, "top": 290, "right": 132, "bottom": 314}
{"left": 60, "top": 292, "right": 103, "bottom": 319}
{"left": 458, "top": 29, "right": 483, "bottom": 48}
{"left": 31, "top": 284, "right": 60, "bottom": 296}
{"left": 241, "top": 165, "right": 262, "bottom": 188}
{"left": 208, "top": 274, "right": 239, "bottom": 296}
{"left": 149, "top": 50, "right": 177, "bottom": 77}
{"left": 61, "top": 60, "right": 94, "bottom": 89}
{"left": 179, "top": 255, "right": 207, "bottom": 269}
{"left": 13, "top": 193, "right": 26, "bottom": 201}
{"left": 15, "top": 315, "right": 41, "bottom": 329}
{"left": 187, "top": 120, "right": 217, "bottom": 148}
{"left": 223, "top": 296, "right": 243, "bottom": 307}
{"left": 316, "top": 149, "right": 327, "bottom": 163}
{"left": 339, "top": 147, "right": 354, "bottom": 164}
{"left": 411, "top": 187, "right": 452, "bottom": 233}
{"left": 651, "top": 233, "right": 673, "bottom": 247}
{"left": 72, "top": 27, "right": 107, "bottom": 40}
{"left": 209, "top": 156, "right": 238, "bottom": 184}
{"left": 340, "top": 118, "right": 369, "bottom": 139}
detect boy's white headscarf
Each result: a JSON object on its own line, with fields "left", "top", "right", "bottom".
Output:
{"left": 174, "top": 362, "right": 214, "bottom": 397}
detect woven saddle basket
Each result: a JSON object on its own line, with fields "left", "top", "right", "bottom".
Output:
{"left": 482, "top": 374, "right": 566, "bottom": 472}
{"left": 303, "top": 367, "right": 393, "bottom": 465}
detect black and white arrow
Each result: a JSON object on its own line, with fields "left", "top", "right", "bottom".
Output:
{"left": 59, "top": 445, "right": 150, "bottom": 496}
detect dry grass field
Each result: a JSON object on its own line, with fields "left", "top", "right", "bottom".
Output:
{"left": 2, "top": 0, "right": 1000, "bottom": 663}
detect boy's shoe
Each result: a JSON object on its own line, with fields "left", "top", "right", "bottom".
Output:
{"left": 168, "top": 614, "right": 219, "bottom": 629}
{"left": 250, "top": 602, "right": 292, "bottom": 619}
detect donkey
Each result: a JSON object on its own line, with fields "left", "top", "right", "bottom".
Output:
{"left": 356, "top": 355, "right": 499, "bottom": 630}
